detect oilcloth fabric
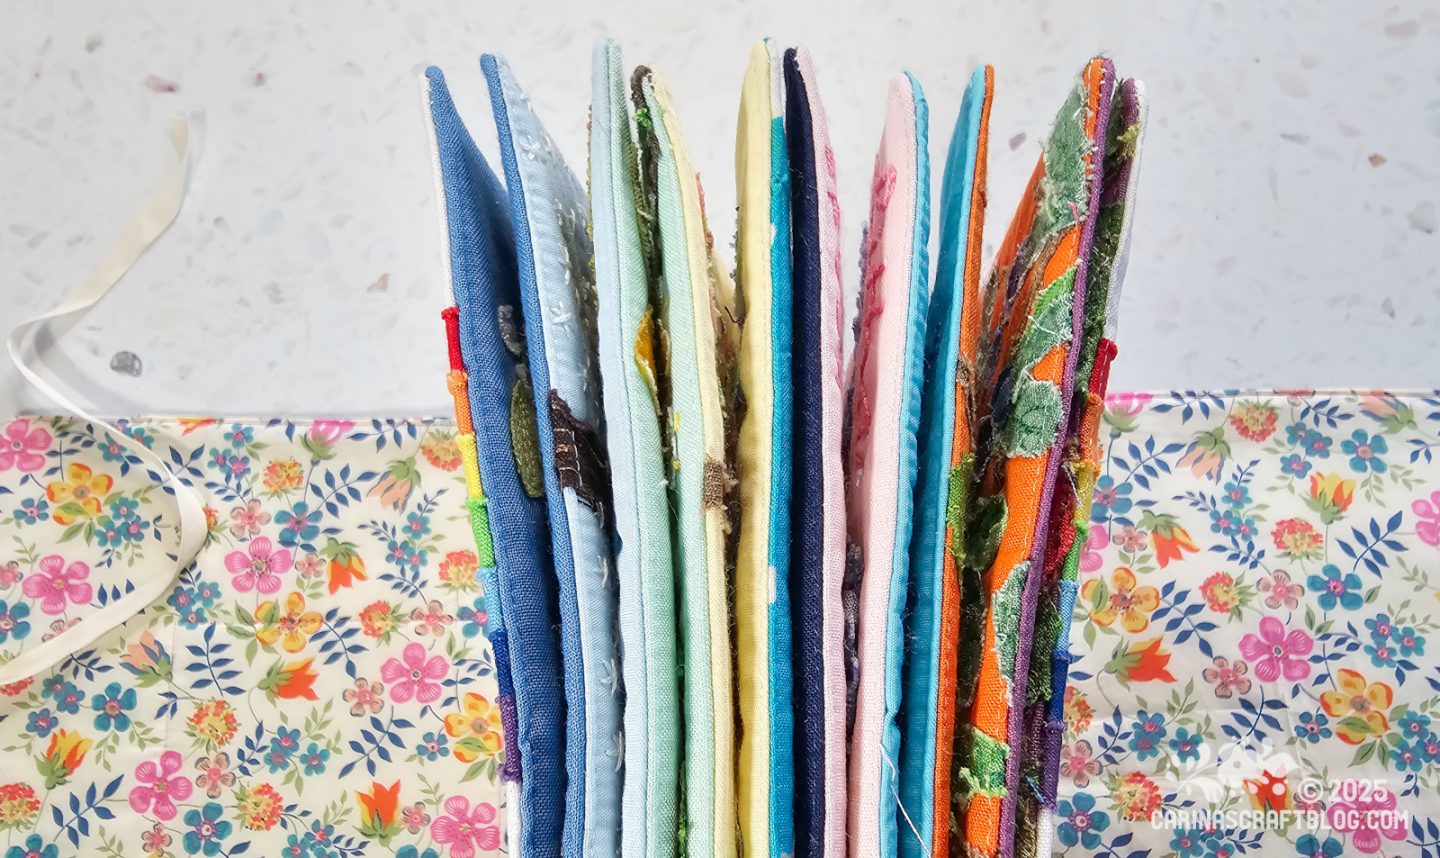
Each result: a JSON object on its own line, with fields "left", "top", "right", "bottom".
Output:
{"left": 481, "top": 53, "right": 623, "bottom": 858}
{"left": 784, "top": 45, "right": 850, "bottom": 858}
{"left": 734, "top": 38, "right": 795, "bottom": 858}
{"left": 0, "top": 416, "right": 509, "bottom": 856}
{"left": 956, "top": 57, "right": 1113, "bottom": 858}
{"left": 1061, "top": 390, "right": 1440, "bottom": 858}
{"left": 845, "top": 71, "right": 930, "bottom": 858}
{"left": 588, "top": 40, "right": 680, "bottom": 858}
{"left": 635, "top": 65, "right": 741, "bottom": 858}
{"left": 1023, "top": 76, "right": 1148, "bottom": 858}
{"left": 898, "top": 64, "right": 992, "bottom": 858}
{"left": 426, "top": 66, "right": 566, "bottom": 858}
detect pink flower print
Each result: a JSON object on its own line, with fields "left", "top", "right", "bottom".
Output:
{"left": 1202, "top": 656, "right": 1252, "bottom": 698}
{"left": 380, "top": 643, "right": 447, "bottom": 704}
{"left": 1293, "top": 787, "right": 1324, "bottom": 815}
{"left": 1359, "top": 393, "right": 1401, "bottom": 421}
{"left": 1328, "top": 788, "right": 1407, "bottom": 853}
{"left": 141, "top": 821, "right": 171, "bottom": 854}
{"left": 1178, "top": 443, "right": 1223, "bottom": 481}
{"left": 307, "top": 420, "right": 355, "bottom": 446}
{"left": 1115, "top": 526, "right": 1148, "bottom": 554}
{"left": 194, "top": 752, "right": 235, "bottom": 798}
{"left": 344, "top": 678, "right": 385, "bottom": 716}
{"left": 228, "top": 500, "right": 271, "bottom": 538}
{"left": 0, "top": 418, "right": 51, "bottom": 472}
{"left": 411, "top": 600, "right": 455, "bottom": 637}
{"left": 41, "top": 617, "right": 77, "bottom": 641}
{"left": 1238, "top": 616, "right": 1313, "bottom": 682}
{"left": 1259, "top": 569, "right": 1304, "bottom": 611}
{"left": 128, "top": 750, "right": 193, "bottom": 820}
{"left": 402, "top": 802, "right": 431, "bottom": 834}
{"left": 1413, "top": 490, "right": 1440, "bottom": 546}
{"left": 1080, "top": 525, "right": 1108, "bottom": 573}
{"left": 1061, "top": 739, "right": 1102, "bottom": 788}
{"left": 431, "top": 796, "right": 500, "bottom": 857}
{"left": 22, "top": 556, "right": 92, "bottom": 614}
{"left": 0, "top": 561, "right": 21, "bottom": 587}
{"left": 224, "top": 536, "right": 291, "bottom": 594}
{"left": 294, "top": 553, "right": 325, "bottom": 580}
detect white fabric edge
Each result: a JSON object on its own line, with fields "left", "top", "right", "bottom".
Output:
{"left": 1, "top": 115, "right": 209, "bottom": 685}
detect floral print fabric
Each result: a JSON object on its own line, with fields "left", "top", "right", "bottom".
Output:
{"left": 1062, "top": 391, "right": 1440, "bottom": 858}
{"left": 3, "top": 392, "right": 1439, "bottom": 857}
{"left": 0, "top": 417, "right": 505, "bottom": 857}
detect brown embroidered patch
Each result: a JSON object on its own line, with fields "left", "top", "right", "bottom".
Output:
{"left": 702, "top": 457, "right": 732, "bottom": 510}
{"left": 549, "top": 389, "right": 610, "bottom": 520}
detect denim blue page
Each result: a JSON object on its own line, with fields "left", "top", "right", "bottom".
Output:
{"left": 898, "top": 65, "right": 985, "bottom": 858}
{"left": 426, "top": 65, "right": 521, "bottom": 820}
{"left": 879, "top": 71, "right": 930, "bottom": 858}
{"left": 782, "top": 47, "right": 825, "bottom": 858}
{"left": 764, "top": 42, "right": 797, "bottom": 858}
{"left": 424, "top": 66, "right": 564, "bottom": 858}
{"left": 591, "top": 42, "right": 680, "bottom": 858}
{"left": 482, "top": 53, "right": 623, "bottom": 858}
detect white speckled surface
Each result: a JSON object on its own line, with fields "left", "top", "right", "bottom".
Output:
{"left": 3, "top": 1, "right": 1438, "bottom": 418}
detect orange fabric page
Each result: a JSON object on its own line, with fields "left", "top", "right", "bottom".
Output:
{"left": 966, "top": 56, "right": 1108, "bottom": 857}
{"left": 965, "top": 341, "right": 1066, "bottom": 855}
{"left": 932, "top": 66, "right": 994, "bottom": 858}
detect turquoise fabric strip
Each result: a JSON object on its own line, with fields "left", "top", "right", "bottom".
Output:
{"left": 878, "top": 70, "right": 932, "bottom": 858}
{"left": 764, "top": 40, "right": 797, "bottom": 858}
{"left": 897, "top": 65, "right": 988, "bottom": 858}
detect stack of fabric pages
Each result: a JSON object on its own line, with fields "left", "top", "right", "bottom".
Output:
{"left": 7, "top": 32, "right": 1440, "bottom": 858}
{"left": 427, "top": 38, "right": 1148, "bottom": 858}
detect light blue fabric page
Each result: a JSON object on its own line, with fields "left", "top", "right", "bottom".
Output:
{"left": 593, "top": 47, "right": 680, "bottom": 858}
{"left": 483, "top": 53, "right": 622, "bottom": 858}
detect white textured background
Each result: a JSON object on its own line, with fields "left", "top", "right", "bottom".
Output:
{"left": 3, "top": 1, "right": 1438, "bottom": 418}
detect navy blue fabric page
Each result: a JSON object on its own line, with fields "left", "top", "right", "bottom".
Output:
{"left": 784, "top": 47, "right": 826, "bottom": 858}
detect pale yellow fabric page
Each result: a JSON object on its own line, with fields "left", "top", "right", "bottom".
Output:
{"left": 730, "top": 39, "right": 776, "bottom": 858}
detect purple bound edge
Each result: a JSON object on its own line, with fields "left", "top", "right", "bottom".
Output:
{"left": 499, "top": 693, "right": 522, "bottom": 782}
{"left": 996, "top": 57, "right": 1115, "bottom": 858}
{"left": 1034, "top": 77, "right": 1144, "bottom": 816}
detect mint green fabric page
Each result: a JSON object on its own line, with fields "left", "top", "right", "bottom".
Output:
{"left": 636, "top": 66, "right": 731, "bottom": 858}
{"left": 592, "top": 43, "right": 680, "bottom": 858}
